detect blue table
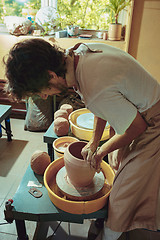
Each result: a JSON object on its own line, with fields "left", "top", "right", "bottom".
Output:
{"left": 4, "top": 164, "right": 108, "bottom": 240}
{"left": 43, "top": 122, "right": 57, "bottom": 161}
{"left": 0, "top": 104, "right": 12, "bottom": 141}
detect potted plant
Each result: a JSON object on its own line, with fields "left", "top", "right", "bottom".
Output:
{"left": 106, "top": 0, "right": 131, "bottom": 41}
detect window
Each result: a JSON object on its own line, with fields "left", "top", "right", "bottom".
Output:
{"left": 0, "top": 0, "right": 41, "bottom": 23}
{"left": 0, "top": 0, "right": 130, "bottom": 31}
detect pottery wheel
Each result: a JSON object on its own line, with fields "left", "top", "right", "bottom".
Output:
{"left": 56, "top": 166, "right": 105, "bottom": 201}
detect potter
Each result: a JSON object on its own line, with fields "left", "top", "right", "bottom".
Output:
{"left": 64, "top": 141, "right": 96, "bottom": 187}
{"left": 4, "top": 39, "right": 160, "bottom": 239}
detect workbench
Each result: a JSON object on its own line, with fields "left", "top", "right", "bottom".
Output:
{"left": 0, "top": 104, "right": 12, "bottom": 141}
{"left": 4, "top": 164, "right": 108, "bottom": 240}
{"left": 43, "top": 121, "right": 57, "bottom": 162}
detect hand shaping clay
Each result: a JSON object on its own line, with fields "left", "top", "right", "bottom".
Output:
{"left": 30, "top": 150, "right": 51, "bottom": 175}
{"left": 60, "top": 104, "right": 73, "bottom": 115}
{"left": 54, "top": 117, "right": 69, "bottom": 136}
{"left": 54, "top": 109, "right": 68, "bottom": 120}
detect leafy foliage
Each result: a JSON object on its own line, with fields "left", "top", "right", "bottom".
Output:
{"left": 0, "top": 0, "right": 23, "bottom": 21}
{"left": 0, "top": 0, "right": 130, "bottom": 30}
{"left": 0, "top": 0, "right": 39, "bottom": 23}
{"left": 56, "top": 0, "right": 110, "bottom": 30}
{"left": 105, "top": 0, "right": 131, "bottom": 24}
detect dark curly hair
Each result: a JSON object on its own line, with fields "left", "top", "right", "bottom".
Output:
{"left": 3, "top": 38, "right": 67, "bottom": 100}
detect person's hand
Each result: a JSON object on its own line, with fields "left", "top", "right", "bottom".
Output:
{"left": 81, "top": 144, "right": 96, "bottom": 163}
{"left": 81, "top": 144, "right": 102, "bottom": 173}
{"left": 90, "top": 151, "right": 102, "bottom": 173}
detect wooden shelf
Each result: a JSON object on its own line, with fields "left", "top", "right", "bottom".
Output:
{"left": 50, "top": 37, "right": 127, "bottom": 51}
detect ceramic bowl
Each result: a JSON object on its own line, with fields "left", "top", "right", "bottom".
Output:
{"left": 69, "top": 108, "right": 110, "bottom": 141}
{"left": 53, "top": 136, "right": 79, "bottom": 160}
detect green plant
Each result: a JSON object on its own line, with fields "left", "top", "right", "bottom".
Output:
{"left": 57, "top": 0, "right": 109, "bottom": 30}
{"left": 0, "top": 0, "right": 129, "bottom": 30}
{"left": 105, "top": 0, "right": 131, "bottom": 24}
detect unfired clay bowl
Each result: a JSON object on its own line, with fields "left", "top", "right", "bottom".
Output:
{"left": 64, "top": 141, "right": 96, "bottom": 187}
{"left": 53, "top": 136, "right": 79, "bottom": 159}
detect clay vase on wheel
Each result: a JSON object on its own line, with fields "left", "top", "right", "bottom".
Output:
{"left": 64, "top": 141, "right": 96, "bottom": 187}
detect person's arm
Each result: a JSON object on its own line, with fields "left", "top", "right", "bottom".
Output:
{"left": 94, "top": 111, "right": 147, "bottom": 166}
{"left": 81, "top": 115, "right": 107, "bottom": 160}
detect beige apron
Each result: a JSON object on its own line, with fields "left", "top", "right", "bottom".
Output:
{"left": 106, "top": 100, "right": 160, "bottom": 232}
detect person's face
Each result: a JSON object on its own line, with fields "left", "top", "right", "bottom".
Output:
{"left": 38, "top": 71, "right": 68, "bottom": 99}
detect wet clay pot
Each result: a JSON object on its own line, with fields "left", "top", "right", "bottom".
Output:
{"left": 64, "top": 141, "right": 96, "bottom": 187}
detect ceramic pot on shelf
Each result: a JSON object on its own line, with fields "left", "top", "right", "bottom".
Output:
{"left": 64, "top": 141, "right": 96, "bottom": 187}
{"left": 108, "top": 23, "right": 122, "bottom": 41}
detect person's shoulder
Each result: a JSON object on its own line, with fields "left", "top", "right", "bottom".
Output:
{"left": 86, "top": 43, "right": 120, "bottom": 52}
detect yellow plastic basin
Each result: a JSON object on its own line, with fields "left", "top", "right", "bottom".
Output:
{"left": 69, "top": 108, "right": 110, "bottom": 141}
{"left": 53, "top": 136, "right": 79, "bottom": 159}
{"left": 44, "top": 157, "right": 115, "bottom": 215}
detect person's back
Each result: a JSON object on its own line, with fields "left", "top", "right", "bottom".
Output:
{"left": 74, "top": 43, "right": 160, "bottom": 134}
